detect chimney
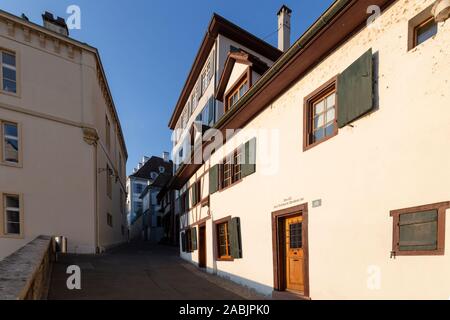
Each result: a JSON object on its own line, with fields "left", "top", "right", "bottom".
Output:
{"left": 277, "top": 5, "right": 292, "bottom": 52}
{"left": 42, "top": 11, "right": 69, "bottom": 36}
{"left": 162, "top": 152, "right": 170, "bottom": 162}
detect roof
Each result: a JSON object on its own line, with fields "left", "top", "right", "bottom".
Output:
{"left": 170, "top": 0, "right": 397, "bottom": 189}
{"left": 140, "top": 173, "right": 172, "bottom": 199}
{"left": 168, "top": 13, "right": 283, "bottom": 129}
{"left": 130, "top": 156, "right": 173, "bottom": 180}
{"left": 215, "top": 49, "right": 269, "bottom": 102}
{"left": 0, "top": 9, "right": 128, "bottom": 159}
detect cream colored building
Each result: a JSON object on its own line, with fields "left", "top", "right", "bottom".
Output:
{"left": 170, "top": 0, "right": 450, "bottom": 299}
{"left": 0, "top": 10, "right": 128, "bottom": 259}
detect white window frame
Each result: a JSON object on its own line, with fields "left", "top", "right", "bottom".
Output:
{"left": 1, "top": 50, "right": 18, "bottom": 95}
{"left": 1, "top": 120, "right": 21, "bottom": 167}
{"left": 1, "top": 193, "right": 24, "bottom": 238}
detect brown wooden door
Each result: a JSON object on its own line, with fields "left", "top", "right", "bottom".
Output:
{"left": 199, "top": 225, "right": 206, "bottom": 268}
{"left": 285, "top": 216, "right": 304, "bottom": 293}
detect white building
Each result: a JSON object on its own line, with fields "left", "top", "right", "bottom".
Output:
{"left": 169, "top": 0, "right": 450, "bottom": 299}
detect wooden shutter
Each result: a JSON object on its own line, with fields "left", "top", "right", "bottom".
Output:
{"left": 229, "top": 217, "right": 243, "bottom": 259}
{"left": 185, "top": 190, "right": 190, "bottom": 211}
{"left": 337, "top": 49, "right": 373, "bottom": 128}
{"left": 191, "top": 184, "right": 197, "bottom": 206}
{"left": 209, "top": 165, "right": 220, "bottom": 194}
{"left": 241, "top": 138, "right": 256, "bottom": 178}
{"left": 191, "top": 227, "right": 198, "bottom": 251}
{"left": 181, "top": 232, "right": 186, "bottom": 252}
{"left": 399, "top": 210, "right": 438, "bottom": 251}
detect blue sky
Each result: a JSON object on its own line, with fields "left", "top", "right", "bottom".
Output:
{"left": 1, "top": 0, "right": 334, "bottom": 175}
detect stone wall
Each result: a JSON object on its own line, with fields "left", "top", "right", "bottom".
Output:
{"left": 0, "top": 236, "right": 54, "bottom": 300}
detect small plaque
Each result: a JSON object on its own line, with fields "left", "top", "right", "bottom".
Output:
{"left": 312, "top": 199, "right": 322, "bottom": 208}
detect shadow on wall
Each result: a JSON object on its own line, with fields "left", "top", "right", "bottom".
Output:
{"left": 215, "top": 269, "right": 274, "bottom": 297}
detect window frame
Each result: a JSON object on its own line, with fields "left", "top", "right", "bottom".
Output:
{"left": 0, "top": 193, "right": 24, "bottom": 239}
{"left": 413, "top": 16, "right": 438, "bottom": 48}
{"left": 0, "top": 49, "right": 19, "bottom": 96}
{"left": 0, "top": 119, "right": 21, "bottom": 167}
{"left": 390, "top": 202, "right": 449, "bottom": 257}
{"left": 224, "top": 69, "right": 251, "bottom": 113}
{"left": 219, "top": 147, "right": 244, "bottom": 192}
{"left": 408, "top": 5, "right": 438, "bottom": 51}
{"left": 214, "top": 216, "right": 233, "bottom": 261}
{"left": 107, "top": 212, "right": 113, "bottom": 228}
{"left": 303, "top": 77, "right": 338, "bottom": 151}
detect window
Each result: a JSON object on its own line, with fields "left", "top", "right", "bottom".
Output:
{"left": 192, "top": 180, "right": 201, "bottom": 206}
{"left": 107, "top": 213, "right": 113, "bottom": 227}
{"left": 159, "top": 166, "right": 165, "bottom": 173}
{"left": 2, "top": 194, "right": 22, "bottom": 236}
{"left": 221, "top": 149, "right": 242, "bottom": 189}
{"left": 1, "top": 51, "right": 16, "bottom": 94}
{"left": 222, "top": 155, "right": 233, "bottom": 189}
{"left": 150, "top": 172, "right": 158, "bottom": 180}
{"left": 182, "top": 227, "right": 197, "bottom": 252}
{"left": 304, "top": 80, "right": 337, "bottom": 150}
{"left": 1, "top": 121, "right": 19, "bottom": 164}
{"left": 106, "top": 164, "right": 112, "bottom": 199}
{"left": 414, "top": 17, "right": 437, "bottom": 48}
{"left": 214, "top": 217, "right": 242, "bottom": 260}
{"left": 105, "top": 116, "right": 111, "bottom": 151}
{"left": 390, "top": 202, "right": 449, "bottom": 256}
{"left": 134, "top": 183, "right": 143, "bottom": 194}
{"left": 210, "top": 138, "right": 256, "bottom": 194}
{"left": 216, "top": 221, "right": 231, "bottom": 260}
{"left": 225, "top": 75, "right": 249, "bottom": 112}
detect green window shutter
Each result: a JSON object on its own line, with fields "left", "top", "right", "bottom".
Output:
{"left": 191, "top": 227, "right": 198, "bottom": 251}
{"left": 337, "top": 49, "right": 373, "bottom": 128}
{"left": 399, "top": 210, "right": 438, "bottom": 251}
{"left": 229, "top": 217, "right": 243, "bottom": 259}
{"left": 209, "top": 165, "right": 220, "bottom": 194}
{"left": 191, "top": 184, "right": 197, "bottom": 205}
{"left": 185, "top": 190, "right": 190, "bottom": 210}
{"left": 241, "top": 138, "right": 256, "bottom": 178}
{"left": 181, "top": 232, "right": 186, "bottom": 252}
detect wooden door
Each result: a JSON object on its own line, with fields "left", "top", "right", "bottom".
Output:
{"left": 285, "top": 216, "right": 304, "bottom": 293}
{"left": 199, "top": 225, "right": 206, "bottom": 268}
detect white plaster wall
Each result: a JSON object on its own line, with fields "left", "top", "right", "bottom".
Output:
{"left": 181, "top": 0, "right": 450, "bottom": 299}
{"left": 0, "top": 16, "right": 127, "bottom": 258}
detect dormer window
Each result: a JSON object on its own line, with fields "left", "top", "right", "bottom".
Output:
{"left": 150, "top": 172, "right": 158, "bottom": 180}
{"left": 225, "top": 74, "right": 249, "bottom": 112}
{"left": 159, "top": 166, "right": 165, "bottom": 174}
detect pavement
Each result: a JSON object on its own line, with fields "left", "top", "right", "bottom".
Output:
{"left": 47, "top": 241, "right": 267, "bottom": 300}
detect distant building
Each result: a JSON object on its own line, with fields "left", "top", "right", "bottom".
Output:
{"left": 157, "top": 180, "right": 178, "bottom": 247}
{"left": 140, "top": 173, "right": 172, "bottom": 243}
{"left": 127, "top": 154, "right": 172, "bottom": 240}
{"left": 0, "top": 10, "right": 128, "bottom": 260}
